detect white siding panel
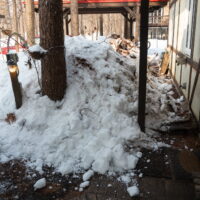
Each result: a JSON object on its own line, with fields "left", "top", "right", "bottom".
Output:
{"left": 193, "top": 1, "right": 200, "bottom": 62}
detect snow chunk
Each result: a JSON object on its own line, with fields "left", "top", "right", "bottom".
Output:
{"left": 136, "top": 152, "right": 142, "bottom": 158}
{"left": 80, "top": 181, "right": 90, "bottom": 188}
{"left": 33, "top": 178, "right": 46, "bottom": 191}
{"left": 119, "top": 174, "right": 131, "bottom": 184}
{"left": 127, "top": 186, "right": 139, "bottom": 197}
{"left": 83, "top": 170, "right": 94, "bottom": 181}
{"left": 138, "top": 173, "right": 143, "bottom": 178}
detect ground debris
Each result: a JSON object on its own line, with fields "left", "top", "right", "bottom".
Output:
{"left": 5, "top": 113, "right": 16, "bottom": 124}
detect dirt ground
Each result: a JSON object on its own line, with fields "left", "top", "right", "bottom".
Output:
{"left": 0, "top": 132, "right": 200, "bottom": 200}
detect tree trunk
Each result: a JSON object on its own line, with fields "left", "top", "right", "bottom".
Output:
{"left": 39, "top": 0, "right": 67, "bottom": 101}
{"left": 12, "top": 0, "right": 19, "bottom": 52}
{"left": 70, "top": 0, "right": 79, "bottom": 36}
{"left": 26, "top": 0, "right": 35, "bottom": 46}
{"left": 18, "top": 0, "right": 25, "bottom": 37}
{"left": 135, "top": 5, "right": 140, "bottom": 42}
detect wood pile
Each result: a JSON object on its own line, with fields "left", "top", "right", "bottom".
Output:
{"left": 108, "top": 36, "right": 138, "bottom": 57}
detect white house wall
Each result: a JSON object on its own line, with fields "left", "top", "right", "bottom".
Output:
{"left": 193, "top": 1, "right": 200, "bottom": 63}
{"left": 168, "top": 0, "right": 200, "bottom": 121}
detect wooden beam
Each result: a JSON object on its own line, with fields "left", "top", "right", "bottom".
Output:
{"left": 124, "top": 6, "right": 135, "bottom": 19}
{"left": 64, "top": 7, "right": 125, "bottom": 14}
{"left": 190, "top": 59, "right": 200, "bottom": 107}
{"left": 63, "top": 2, "right": 167, "bottom": 8}
{"left": 124, "top": 12, "right": 128, "bottom": 38}
{"left": 65, "top": 14, "right": 69, "bottom": 35}
{"left": 34, "top": 2, "right": 167, "bottom": 10}
{"left": 0, "top": 14, "right": 5, "bottom": 18}
{"left": 138, "top": 0, "right": 149, "bottom": 132}
{"left": 130, "top": 17, "right": 134, "bottom": 40}
{"left": 168, "top": 45, "right": 199, "bottom": 72}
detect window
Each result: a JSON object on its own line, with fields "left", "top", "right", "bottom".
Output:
{"left": 184, "top": 0, "right": 195, "bottom": 56}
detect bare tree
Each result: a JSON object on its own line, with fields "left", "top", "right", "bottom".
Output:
{"left": 70, "top": 0, "right": 79, "bottom": 36}
{"left": 39, "top": 0, "right": 67, "bottom": 101}
{"left": 25, "top": 0, "right": 35, "bottom": 45}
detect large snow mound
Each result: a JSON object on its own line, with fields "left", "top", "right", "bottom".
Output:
{"left": 0, "top": 36, "right": 152, "bottom": 174}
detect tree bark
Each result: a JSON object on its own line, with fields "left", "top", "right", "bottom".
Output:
{"left": 135, "top": 5, "right": 140, "bottom": 42}
{"left": 70, "top": 0, "right": 79, "bottom": 36}
{"left": 12, "top": 0, "right": 19, "bottom": 51}
{"left": 25, "top": 0, "right": 35, "bottom": 46}
{"left": 39, "top": 0, "right": 67, "bottom": 101}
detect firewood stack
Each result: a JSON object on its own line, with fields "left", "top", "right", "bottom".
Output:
{"left": 108, "top": 36, "right": 138, "bottom": 58}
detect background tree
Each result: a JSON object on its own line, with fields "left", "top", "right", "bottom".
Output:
{"left": 39, "top": 0, "right": 66, "bottom": 101}
{"left": 26, "top": 0, "right": 35, "bottom": 45}
{"left": 70, "top": 0, "right": 79, "bottom": 36}
{"left": 12, "top": 0, "right": 19, "bottom": 51}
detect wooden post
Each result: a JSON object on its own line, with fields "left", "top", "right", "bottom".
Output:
{"left": 65, "top": 14, "right": 69, "bottom": 35}
{"left": 80, "top": 14, "right": 84, "bottom": 35}
{"left": 70, "top": 0, "right": 79, "bottom": 36}
{"left": 138, "top": 0, "right": 149, "bottom": 132}
{"left": 99, "top": 14, "right": 103, "bottom": 36}
{"left": 135, "top": 5, "right": 140, "bottom": 42}
{"left": 124, "top": 12, "right": 128, "bottom": 38}
{"left": 130, "top": 18, "right": 133, "bottom": 40}
{"left": 6, "top": 54, "right": 22, "bottom": 109}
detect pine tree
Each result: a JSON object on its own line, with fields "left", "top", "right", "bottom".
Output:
{"left": 39, "top": 0, "right": 67, "bottom": 101}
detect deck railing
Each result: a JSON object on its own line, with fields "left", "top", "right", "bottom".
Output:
{"left": 149, "top": 15, "right": 169, "bottom": 27}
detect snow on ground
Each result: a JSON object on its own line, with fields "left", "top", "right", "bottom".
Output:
{"left": 0, "top": 36, "right": 181, "bottom": 196}
{"left": 0, "top": 36, "right": 156, "bottom": 176}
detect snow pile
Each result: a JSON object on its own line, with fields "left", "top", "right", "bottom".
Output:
{"left": 0, "top": 36, "right": 154, "bottom": 176}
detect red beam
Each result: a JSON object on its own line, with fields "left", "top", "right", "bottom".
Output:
{"left": 22, "top": 0, "right": 168, "bottom": 5}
